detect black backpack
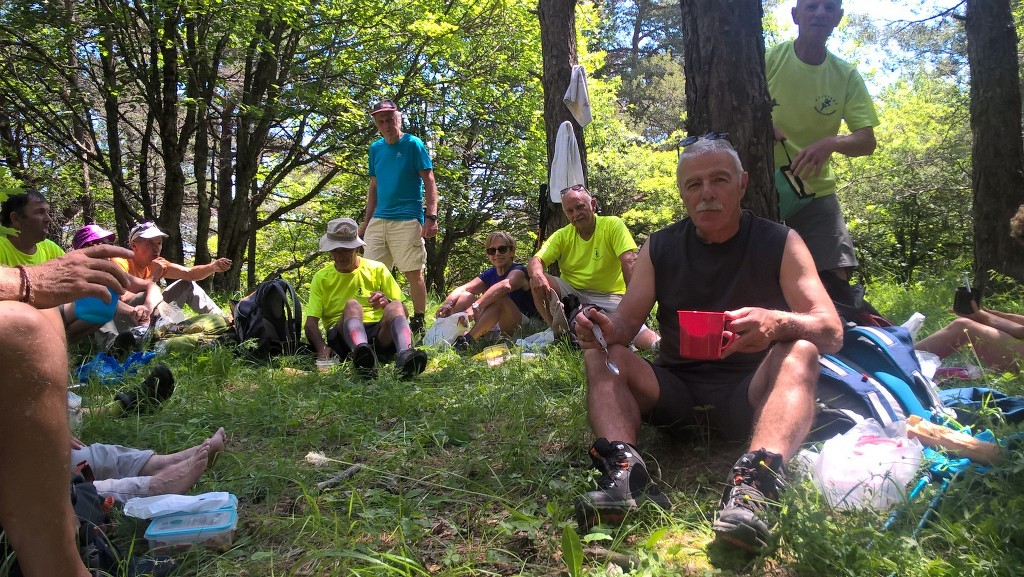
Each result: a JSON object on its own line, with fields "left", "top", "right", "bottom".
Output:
{"left": 234, "top": 278, "right": 303, "bottom": 358}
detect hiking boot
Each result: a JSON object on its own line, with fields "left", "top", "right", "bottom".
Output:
{"left": 349, "top": 343, "right": 377, "bottom": 379}
{"left": 395, "top": 347, "right": 428, "bottom": 378}
{"left": 453, "top": 333, "right": 475, "bottom": 353}
{"left": 712, "top": 448, "right": 786, "bottom": 552}
{"left": 115, "top": 364, "right": 175, "bottom": 415}
{"left": 574, "top": 438, "right": 671, "bottom": 530}
{"left": 410, "top": 313, "right": 425, "bottom": 336}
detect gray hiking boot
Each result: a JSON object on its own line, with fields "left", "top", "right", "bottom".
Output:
{"left": 712, "top": 448, "right": 786, "bottom": 552}
{"left": 574, "top": 438, "right": 671, "bottom": 530}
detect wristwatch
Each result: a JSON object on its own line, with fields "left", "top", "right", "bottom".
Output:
{"left": 425, "top": 214, "right": 438, "bottom": 222}
{"left": 471, "top": 302, "right": 479, "bottom": 311}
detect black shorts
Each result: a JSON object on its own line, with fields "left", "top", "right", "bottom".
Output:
{"left": 645, "top": 362, "right": 757, "bottom": 442}
{"left": 327, "top": 321, "right": 395, "bottom": 359}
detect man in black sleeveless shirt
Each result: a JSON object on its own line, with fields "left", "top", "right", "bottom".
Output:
{"left": 572, "top": 136, "right": 842, "bottom": 552}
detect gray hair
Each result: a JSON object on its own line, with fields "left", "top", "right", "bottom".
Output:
{"left": 676, "top": 138, "right": 744, "bottom": 185}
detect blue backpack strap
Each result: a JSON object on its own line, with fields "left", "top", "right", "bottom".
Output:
{"left": 818, "top": 354, "right": 906, "bottom": 427}
{"left": 842, "top": 325, "right": 944, "bottom": 417}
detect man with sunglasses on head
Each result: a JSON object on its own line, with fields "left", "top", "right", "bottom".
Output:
{"left": 113, "top": 221, "right": 230, "bottom": 317}
{"left": 359, "top": 99, "right": 439, "bottom": 336}
{"left": 528, "top": 184, "right": 659, "bottom": 350}
{"left": 767, "top": 0, "right": 878, "bottom": 300}
{"left": 436, "top": 232, "right": 543, "bottom": 351}
{"left": 572, "top": 136, "right": 842, "bottom": 552}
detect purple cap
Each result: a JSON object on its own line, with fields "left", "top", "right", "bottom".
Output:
{"left": 72, "top": 224, "right": 116, "bottom": 250}
{"left": 370, "top": 99, "right": 399, "bottom": 116}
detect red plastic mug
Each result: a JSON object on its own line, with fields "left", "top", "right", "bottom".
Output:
{"left": 677, "top": 310, "right": 738, "bottom": 360}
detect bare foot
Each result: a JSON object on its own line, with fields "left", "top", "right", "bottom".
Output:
{"left": 147, "top": 445, "right": 209, "bottom": 495}
{"left": 207, "top": 427, "right": 226, "bottom": 468}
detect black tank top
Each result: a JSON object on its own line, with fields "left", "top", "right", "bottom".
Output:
{"left": 648, "top": 211, "right": 790, "bottom": 380}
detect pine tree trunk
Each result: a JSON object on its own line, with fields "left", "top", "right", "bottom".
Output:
{"left": 965, "top": 0, "right": 1024, "bottom": 290}
{"left": 679, "top": 0, "right": 776, "bottom": 219}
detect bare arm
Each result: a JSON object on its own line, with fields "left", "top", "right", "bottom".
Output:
{"left": 724, "top": 231, "right": 843, "bottom": 355}
{"left": 304, "top": 316, "right": 333, "bottom": 359}
{"left": 790, "top": 126, "right": 877, "bottom": 179}
{"left": 981, "top": 307, "right": 1024, "bottom": 327}
{"left": 420, "top": 169, "right": 439, "bottom": 239}
{"left": 971, "top": 307, "right": 1024, "bottom": 339}
{"left": 618, "top": 250, "right": 637, "bottom": 287}
{"left": 359, "top": 177, "right": 379, "bottom": 238}
{"left": 156, "top": 257, "right": 231, "bottom": 282}
{"left": 476, "top": 269, "right": 529, "bottom": 310}
{"left": 436, "top": 278, "right": 486, "bottom": 317}
{"left": 0, "top": 245, "right": 132, "bottom": 307}
{"left": 574, "top": 243, "right": 657, "bottom": 348}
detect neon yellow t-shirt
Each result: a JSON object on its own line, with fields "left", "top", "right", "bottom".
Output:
{"left": 0, "top": 236, "right": 65, "bottom": 267}
{"left": 766, "top": 40, "right": 879, "bottom": 197}
{"left": 534, "top": 215, "right": 636, "bottom": 295}
{"left": 306, "top": 257, "right": 403, "bottom": 329}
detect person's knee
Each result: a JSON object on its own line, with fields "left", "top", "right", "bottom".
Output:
{"left": 774, "top": 339, "right": 820, "bottom": 381}
{"left": 383, "top": 299, "right": 408, "bottom": 318}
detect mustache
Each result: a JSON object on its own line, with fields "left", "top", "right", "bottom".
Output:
{"left": 696, "top": 200, "right": 724, "bottom": 212}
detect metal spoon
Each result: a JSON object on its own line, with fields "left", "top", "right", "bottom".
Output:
{"left": 590, "top": 324, "right": 620, "bottom": 375}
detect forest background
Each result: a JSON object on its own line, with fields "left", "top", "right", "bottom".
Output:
{"left": 0, "top": 0, "right": 1007, "bottom": 299}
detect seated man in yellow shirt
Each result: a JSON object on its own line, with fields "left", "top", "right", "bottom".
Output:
{"left": 528, "top": 185, "right": 659, "bottom": 350}
{"left": 0, "top": 190, "right": 65, "bottom": 266}
{"left": 113, "top": 221, "right": 230, "bottom": 316}
{"left": 304, "top": 218, "right": 428, "bottom": 379}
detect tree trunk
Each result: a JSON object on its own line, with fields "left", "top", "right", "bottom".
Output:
{"left": 965, "top": 0, "right": 1024, "bottom": 290}
{"left": 679, "top": 0, "right": 776, "bottom": 218}
{"left": 537, "top": 0, "right": 583, "bottom": 245}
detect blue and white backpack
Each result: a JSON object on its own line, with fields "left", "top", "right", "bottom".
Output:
{"left": 810, "top": 325, "right": 947, "bottom": 441}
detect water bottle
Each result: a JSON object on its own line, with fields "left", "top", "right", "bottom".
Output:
{"left": 74, "top": 286, "right": 119, "bottom": 324}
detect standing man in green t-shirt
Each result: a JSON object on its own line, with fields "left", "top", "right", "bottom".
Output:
{"left": 304, "top": 218, "right": 428, "bottom": 379}
{"left": 767, "top": 0, "right": 879, "bottom": 292}
{"left": 528, "top": 185, "right": 659, "bottom": 350}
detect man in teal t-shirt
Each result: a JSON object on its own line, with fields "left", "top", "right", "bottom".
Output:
{"left": 359, "top": 99, "right": 439, "bottom": 335}
{"left": 767, "top": 0, "right": 879, "bottom": 294}
{"left": 0, "top": 191, "right": 64, "bottom": 267}
{"left": 305, "top": 217, "right": 428, "bottom": 379}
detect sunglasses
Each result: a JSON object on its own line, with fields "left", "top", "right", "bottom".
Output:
{"left": 559, "top": 183, "right": 591, "bottom": 197}
{"left": 486, "top": 245, "right": 511, "bottom": 256}
{"left": 82, "top": 239, "right": 112, "bottom": 248}
{"left": 130, "top": 221, "right": 156, "bottom": 235}
{"left": 678, "top": 131, "right": 730, "bottom": 148}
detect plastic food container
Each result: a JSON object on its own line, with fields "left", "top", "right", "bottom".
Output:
{"left": 145, "top": 499, "right": 238, "bottom": 553}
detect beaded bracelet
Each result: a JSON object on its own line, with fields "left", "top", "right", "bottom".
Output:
{"left": 15, "top": 264, "right": 33, "bottom": 306}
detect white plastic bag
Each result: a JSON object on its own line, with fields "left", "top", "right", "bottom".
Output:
{"left": 515, "top": 328, "right": 555, "bottom": 351}
{"left": 124, "top": 491, "right": 234, "bottom": 519}
{"left": 423, "top": 312, "right": 469, "bottom": 348}
{"left": 813, "top": 419, "right": 924, "bottom": 510}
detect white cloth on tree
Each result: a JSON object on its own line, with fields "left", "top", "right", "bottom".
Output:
{"left": 563, "top": 65, "right": 593, "bottom": 127}
{"left": 548, "top": 121, "right": 585, "bottom": 203}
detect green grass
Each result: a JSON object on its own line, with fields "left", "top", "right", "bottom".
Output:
{"left": 56, "top": 281, "right": 1024, "bottom": 576}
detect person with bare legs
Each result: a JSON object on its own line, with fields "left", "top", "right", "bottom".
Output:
{"left": 0, "top": 243, "right": 135, "bottom": 577}
{"left": 73, "top": 427, "right": 227, "bottom": 503}
{"left": 571, "top": 136, "right": 842, "bottom": 552}
{"left": 436, "top": 231, "right": 543, "bottom": 351}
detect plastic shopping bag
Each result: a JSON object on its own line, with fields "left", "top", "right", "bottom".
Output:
{"left": 813, "top": 419, "right": 924, "bottom": 510}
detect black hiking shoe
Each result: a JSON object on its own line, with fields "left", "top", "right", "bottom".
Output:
{"left": 349, "top": 343, "right": 377, "bottom": 379}
{"left": 410, "top": 313, "right": 425, "bottom": 336}
{"left": 574, "top": 438, "right": 671, "bottom": 530}
{"left": 395, "top": 347, "right": 428, "bottom": 378}
{"left": 453, "top": 333, "right": 475, "bottom": 353}
{"left": 712, "top": 448, "right": 786, "bottom": 552}
{"left": 115, "top": 364, "right": 175, "bottom": 415}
